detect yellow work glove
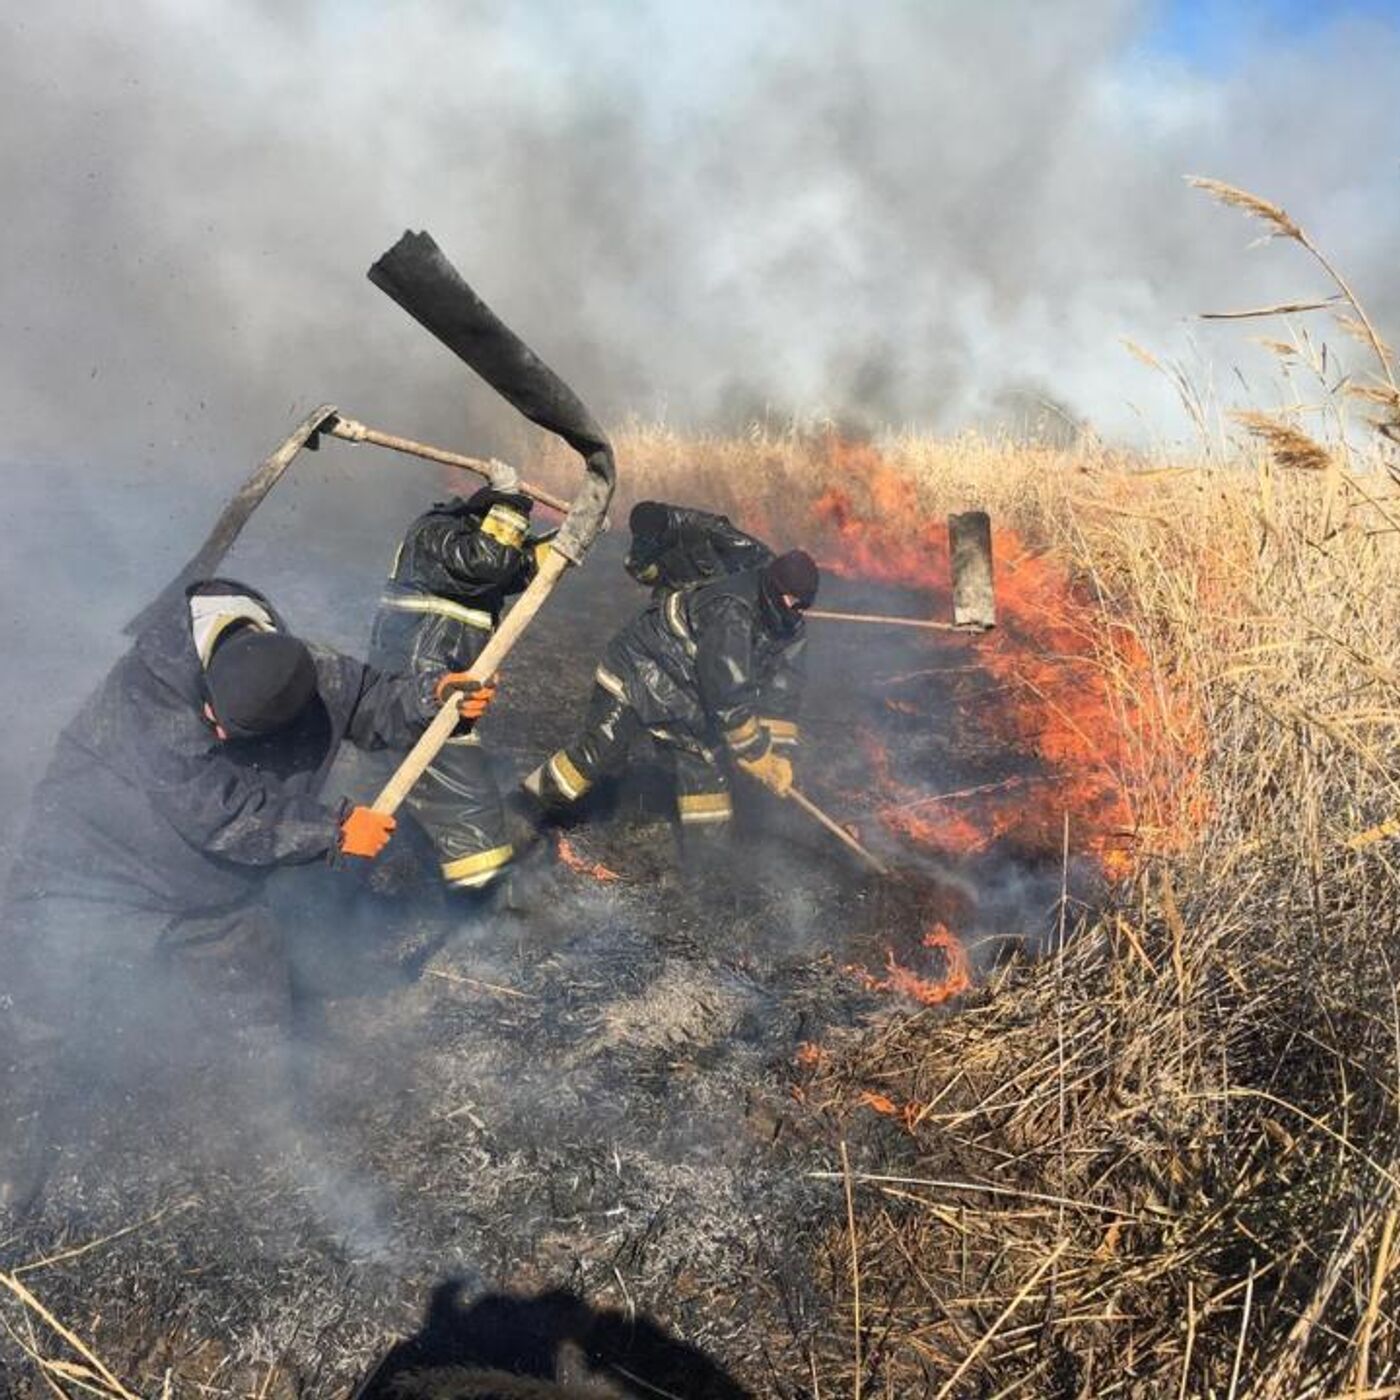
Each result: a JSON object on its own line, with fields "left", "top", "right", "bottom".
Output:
{"left": 529, "top": 526, "right": 559, "bottom": 573}
{"left": 737, "top": 748, "right": 794, "bottom": 797}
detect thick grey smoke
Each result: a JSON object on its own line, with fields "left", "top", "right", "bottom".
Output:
{"left": 3, "top": 0, "right": 1398, "bottom": 463}
{"left": 1, "top": 0, "right": 1398, "bottom": 841}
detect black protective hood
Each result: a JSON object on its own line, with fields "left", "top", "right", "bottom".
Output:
{"left": 133, "top": 578, "right": 289, "bottom": 711}
{"left": 759, "top": 551, "right": 819, "bottom": 634}
{"left": 206, "top": 629, "right": 318, "bottom": 739}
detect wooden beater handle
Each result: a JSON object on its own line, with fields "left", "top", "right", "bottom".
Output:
{"left": 807, "top": 607, "right": 974, "bottom": 633}
{"left": 787, "top": 786, "right": 890, "bottom": 875}
{"left": 371, "top": 548, "right": 571, "bottom": 814}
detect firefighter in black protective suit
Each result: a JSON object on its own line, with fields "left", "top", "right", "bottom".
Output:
{"left": 0, "top": 578, "right": 480, "bottom": 1212}
{"left": 522, "top": 500, "right": 818, "bottom": 843}
{"left": 368, "top": 459, "right": 552, "bottom": 893}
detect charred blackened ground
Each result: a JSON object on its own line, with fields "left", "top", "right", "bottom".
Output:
{"left": 1, "top": 531, "right": 1084, "bottom": 1397}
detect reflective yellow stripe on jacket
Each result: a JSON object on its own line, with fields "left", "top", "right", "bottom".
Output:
{"left": 761, "top": 718, "right": 800, "bottom": 747}
{"left": 725, "top": 715, "right": 765, "bottom": 756}
{"left": 547, "top": 750, "right": 592, "bottom": 801}
{"left": 479, "top": 503, "right": 529, "bottom": 550}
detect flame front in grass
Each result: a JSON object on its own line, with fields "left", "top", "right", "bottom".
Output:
{"left": 858, "top": 730, "right": 1025, "bottom": 857}
{"left": 800, "top": 431, "right": 1204, "bottom": 879}
{"left": 810, "top": 437, "right": 954, "bottom": 595}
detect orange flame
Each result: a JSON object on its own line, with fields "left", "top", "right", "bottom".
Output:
{"left": 555, "top": 834, "right": 623, "bottom": 883}
{"left": 769, "top": 434, "right": 1207, "bottom": 1011}
{"left": 858, "top": 1090, "right": 900, "bottom": 1116}
{"left": 798, "top": 432, "right": 1204, "bottom": 879}
{"left": 847, "top": 923, "right": 973, "bottom": 1007}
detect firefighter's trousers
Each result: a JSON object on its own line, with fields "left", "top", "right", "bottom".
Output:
{"left": 529, "top": 685, "right": 733, "bottom": 831}
{"left": 406, "top": 728, "right": 515, "bottom": 890}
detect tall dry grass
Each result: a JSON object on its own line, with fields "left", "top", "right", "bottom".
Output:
{"left": 791, "top": 445, "right": 1400, "bottom": 1397}
{"left": 524, "top": 184, "right": 1400, "bottom": 1396}
{"left": 781, "top": 186, "right": 1400, "bottom": 1397}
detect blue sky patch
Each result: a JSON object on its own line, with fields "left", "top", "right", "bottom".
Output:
{"left": 1147, "top": 0, "right": 1400, "bottom": 70}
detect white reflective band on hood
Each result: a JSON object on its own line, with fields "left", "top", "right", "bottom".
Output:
{"left": 189, "top": 593, "right": 276, "bottom": 667}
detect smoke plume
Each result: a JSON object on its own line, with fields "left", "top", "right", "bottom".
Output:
{"left": 5, "top": 1, "right": 1399, "bottom": 457}
{"left": 1, "top": 0, "right": 1398, "bottom": 838}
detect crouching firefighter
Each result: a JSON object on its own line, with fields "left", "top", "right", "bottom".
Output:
{"left": 368, "top": 459, "right": 552, "bottom": 894}
{"left": 0, "top": 578, "right": 484, "bottom": 1212}
{"left": 524, "top": 543, "right": 818, "bottom": 853}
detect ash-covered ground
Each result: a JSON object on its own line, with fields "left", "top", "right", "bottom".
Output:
{"left": 1, "top": 520, "right": 1073, "bottom": 1397}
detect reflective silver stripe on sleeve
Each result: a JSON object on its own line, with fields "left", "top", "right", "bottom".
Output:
{"left": 378, "top": 594, "right": 494, "bottom": 630}
{"left": 595, "top": 665, "right": 627, "bottom": 699}
{"left": 664, "top": 591, "right": 697, "bottom": 657}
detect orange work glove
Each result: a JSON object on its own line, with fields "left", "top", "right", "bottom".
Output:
{"left": 434, "top": 673, "right": 497, "bottom": 720}
{"left": 340, "top": 806, "right": 396, "bottom": 859}
{"left": 737, "top": 748, "right": 794, "bottom": 797}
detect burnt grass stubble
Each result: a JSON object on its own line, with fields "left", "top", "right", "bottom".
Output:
{"left": 1, "top": 534, "right": 1075, "bottom": 1396}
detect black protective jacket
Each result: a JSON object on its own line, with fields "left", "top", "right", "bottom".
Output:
{"left": 370, "top": 488, "right": 536, "bottom": 677}
{"left": 625, "top": 503, "right": 772, "bottom": 593}
{"left": 598, "top": 568, "right": 806, "bottom": 757}
{"left": 8, "top": 580, "right": 433, "bottom": 917}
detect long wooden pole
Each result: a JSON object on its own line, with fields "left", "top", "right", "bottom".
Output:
{"left": 326, "top": 415, "right": 572, "bottom": 515}
{"left": 788, "top": 786, "right": 889, "bottom": 875}
{"left": 371, "top": 549, "right": 571, "bottom": 814}
{"left": 807, "top": 607, "right": 980, "bottom": 633}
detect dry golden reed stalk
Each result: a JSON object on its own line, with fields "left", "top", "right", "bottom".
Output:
{"left": 1187, "top": 176, "right": 1304, "bottom": 242}
{"left": 1231, "top": 409, "right": 1334, "bottom": 471}
{"left": 1336, "top": 312, "right": 1394, "bottom": 360}
{"left": 1190, "top": 174, "right": 1397, "bottom": 390}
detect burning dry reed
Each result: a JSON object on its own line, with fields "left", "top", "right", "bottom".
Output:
{"left": 798, "top": 448, "right": 1400, "bottom": 1395}
{"left": 483, "top": 406, "right": 1394, "bottom": 1395}
{"left": 777, "top": 194, "right": 1397, "bottom": 1395}
{"left": 527, "top": 186, "right": 1400, "bottom": 1396}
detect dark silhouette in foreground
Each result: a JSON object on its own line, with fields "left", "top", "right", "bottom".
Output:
{"left": 353, "top": 1281, "right": 753, "bottom": 1399}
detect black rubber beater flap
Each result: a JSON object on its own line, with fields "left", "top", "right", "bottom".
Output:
{"left": 368, "top": 231, "right": 615, "bottom": 563}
